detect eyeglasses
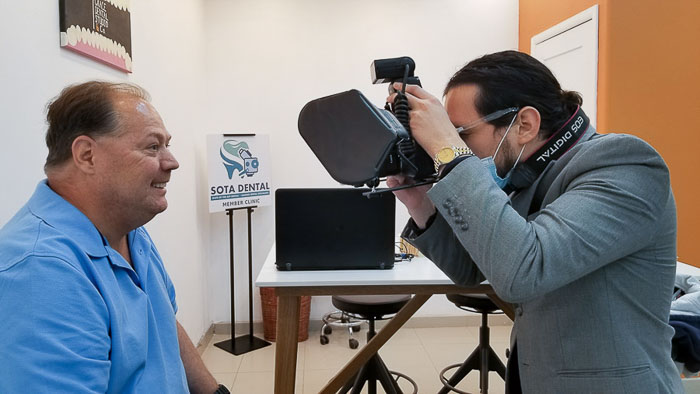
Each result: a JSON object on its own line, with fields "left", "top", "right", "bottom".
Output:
{"left": 455, "top": 107, "right": 520, "bottom": 134}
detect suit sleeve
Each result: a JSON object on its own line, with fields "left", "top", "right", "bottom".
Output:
{"left": 402, "top": 213, "right": 486, "bottom": 287}
{"left": 0, "top": 256, "right": 111, "bottom": 393}
{"left": 426, "top": 135, "right": 672, "bottom": 303}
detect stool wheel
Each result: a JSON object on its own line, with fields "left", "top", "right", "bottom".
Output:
{"left": 320, "top": 310, "right": 363, "bottom": 349}
{"left": 349, "top": 338, "right": 359, "bottom": 349}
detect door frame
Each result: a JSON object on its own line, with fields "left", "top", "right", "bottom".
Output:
{"left": 531, "top": 4, "right": 599, "bottom": 126}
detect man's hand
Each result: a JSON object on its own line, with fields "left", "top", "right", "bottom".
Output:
{"left": 387, "top": 174, "right": 435, "bottom": 229}
{"left": 387, "top": 83, "right": 466, "bottom": 158}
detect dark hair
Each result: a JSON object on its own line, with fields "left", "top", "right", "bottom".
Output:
{"left": 444, "top": 50, "right": 582, "bottom": 138}
{"left": 44, "top": 81, "right": 150, "bottom": 171}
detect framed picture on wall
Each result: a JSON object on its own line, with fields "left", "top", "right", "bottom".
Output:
{"left": 59, "top": 0, "right": 132, "bottom": 73}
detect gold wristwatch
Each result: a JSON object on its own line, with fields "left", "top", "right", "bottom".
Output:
{"left": 433, "top": 146, "right": 473, "bottom": 173}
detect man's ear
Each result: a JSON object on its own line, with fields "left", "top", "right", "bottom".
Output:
{"left": 516, "top": 106, "right": 541, "bottom": 145}
{"left": 71, "top": 135, "right": 98, "bottom": 174}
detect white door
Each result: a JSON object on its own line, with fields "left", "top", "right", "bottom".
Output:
{"left": 531, "top": 5, "right": 599, "bottom": 127}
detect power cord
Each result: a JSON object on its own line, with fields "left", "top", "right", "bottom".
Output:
{"left": 394, "top": 242, "right": 414, "bottom": 262}
{"left": 394, "top": 253, "right": 414, "bottom": 262}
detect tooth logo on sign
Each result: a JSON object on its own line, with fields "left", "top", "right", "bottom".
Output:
{"left": 220, "top": 140, "right": 259, "bottom": 179}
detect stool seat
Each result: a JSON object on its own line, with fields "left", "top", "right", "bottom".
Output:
{"left": 446, "top": 293, "right": 499, "bottom": 314}
{"left": 332, "top": 294, "right": 411, "bottom": 318}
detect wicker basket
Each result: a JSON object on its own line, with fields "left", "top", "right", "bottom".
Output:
{"left": 260, "top": 287, "right": 311, "bottom": 342}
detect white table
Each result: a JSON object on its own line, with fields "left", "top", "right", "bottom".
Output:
{"left": 255, "top": 245, "right": 513, "bottom": 394}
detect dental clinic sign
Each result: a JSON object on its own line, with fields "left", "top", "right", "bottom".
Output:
{"left": 207, "top": 134, "right": 272, "bottom": 212}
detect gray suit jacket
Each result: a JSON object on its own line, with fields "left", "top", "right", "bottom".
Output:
{"left": 404, "top": 129, "right": 683, "bottom": 393}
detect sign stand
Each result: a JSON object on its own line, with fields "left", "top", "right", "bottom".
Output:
{"left": 208, "top": 132, "right": 272, "bottom": 355}
{"left": 214, "top": 206, "right": 270, "bottom": 355}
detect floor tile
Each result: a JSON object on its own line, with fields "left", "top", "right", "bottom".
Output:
{"left": 393, "top": 363, "right": 444, "bottom": 393}
{"left": 201, "top": 322, "right": 514, "bottom": 393}
{"left": 382, "top": 327, "right": 421, "bottom": 345}
{"left": 232, "top": 370, "right": 303, "bottom": 394}
{"left": 443, "top": 369, "right": 507, "bottom": 393}
{"left": 209, "top": 333, "right": 233, "bottom": 344}
{"left": 378, "top": 341, "right": 434, "bottom": 371}
{"left": 201, "top": 343, "right": 243, "bottom": 374}
{"left": 238, "top": 342, "right": 305, "bottom": 372}
{"left": 302, "top": 368, "right": 338, "bottom": 394}
{"left": 304, "top": 335, "right": 361, "bottom": 371}
{"left": 211, "top": 373, "right": 235, "bottom": 390}
{"left": 302, "top": 365, "right": 438, "bottom": 394}
{"left": 414, "top": 326, "right": 480, "bottom": 345}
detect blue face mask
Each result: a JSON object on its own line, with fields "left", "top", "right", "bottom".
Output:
{"left": 480, "top": 113, "right": 526, "bottom": 190}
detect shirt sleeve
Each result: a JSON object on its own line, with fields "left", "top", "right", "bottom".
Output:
{"left": 0, "top": 256, "right": 111, "bottom": 393}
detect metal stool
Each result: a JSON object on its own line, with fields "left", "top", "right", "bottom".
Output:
{"left": 332, "top": 294, "right": 418, "bottom": 394}
{"left": 439, "top": 294, "right": 506, "bottom": 394}
{"left": 320, "top": 310, "right": 363, "bottom": 348}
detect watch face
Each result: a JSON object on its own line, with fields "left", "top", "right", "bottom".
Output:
{"left": 437, "top": 148, "right": 455, "bottom": 163}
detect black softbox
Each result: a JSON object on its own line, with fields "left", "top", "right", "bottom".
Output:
{"left": 298, "top": 89, "right": 407, "bottom": 187}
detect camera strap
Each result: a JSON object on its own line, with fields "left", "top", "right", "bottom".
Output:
{"left": 507, "top": 106, "right": 590, "bottom": 193}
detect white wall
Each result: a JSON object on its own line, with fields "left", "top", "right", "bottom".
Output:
{"left": 202, "top": 0, "right": 519, "bottom": 324}
{"left": 0, "top": 1, "right": 211, "bottom": 340}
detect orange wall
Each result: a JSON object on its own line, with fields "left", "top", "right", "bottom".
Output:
{"left": 520, "top": 0, "right": 700, "bottom": 266}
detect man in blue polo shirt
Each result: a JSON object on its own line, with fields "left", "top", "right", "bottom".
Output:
{"left": 0, "top": 82, "right": 227, "bottom": 393}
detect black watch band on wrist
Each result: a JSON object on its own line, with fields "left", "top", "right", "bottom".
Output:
{"left": 214, "top": 384, "right": 230, "bottom": 394}
{"left": 402, "top": 211, "right": 437, "bottom": 240}
{"left": 438, "top": 154, "right": 472, "bottom": 179}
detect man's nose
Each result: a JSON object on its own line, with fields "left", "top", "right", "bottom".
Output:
{"left": 162, "top": 148, "right": 180, "bottom": 171}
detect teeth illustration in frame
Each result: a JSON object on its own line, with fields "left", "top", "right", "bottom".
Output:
{"left": 59, "top": 0, "right": 132, "bottom": 73}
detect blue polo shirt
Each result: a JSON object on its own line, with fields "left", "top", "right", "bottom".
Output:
{"left": 0, "top": 180, "right": 189, "bottom": 393}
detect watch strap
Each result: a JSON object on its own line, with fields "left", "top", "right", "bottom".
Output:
{"left": 437, "top": 154, "right": 472, "bottom": 179}
{"left": 402, "top": 212, "right": 438, "bottom": 240}
{"left": 434, "top": 146, "right": 473, "bottom": 172}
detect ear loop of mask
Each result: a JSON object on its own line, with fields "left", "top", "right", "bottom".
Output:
{"left": 493, "top": 111, "right": 519, "bottom": 161}
{"left": 512, "top": 143, "right": 527, "bottom": 171}
{"left": 494, "top": 111, "right": 526, "bottom": 177}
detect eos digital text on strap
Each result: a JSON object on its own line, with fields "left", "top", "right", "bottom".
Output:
{"left": 506, "top": 106, "right": 590, "bottom": 194}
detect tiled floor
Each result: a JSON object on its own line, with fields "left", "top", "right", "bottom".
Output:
{"left": 202, "top": 322, "right": 513, "bottom": 393}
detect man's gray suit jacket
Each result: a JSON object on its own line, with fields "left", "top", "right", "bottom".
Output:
{"left": 404, "top": 129, "right": 683, "bottom": 393}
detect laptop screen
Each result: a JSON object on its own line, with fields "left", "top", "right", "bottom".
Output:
{"left": 275, "top": 188, "right": 395, "bottom": 270}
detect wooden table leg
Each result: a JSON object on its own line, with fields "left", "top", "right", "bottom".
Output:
{"left": 318, "top": 294, "right": 431, "bottom": 394}
{"left": 274, "top": 294, "right": 301, "bottom": 394}
{"left": 487, "top": 293, "right": 515, "bottom": 321}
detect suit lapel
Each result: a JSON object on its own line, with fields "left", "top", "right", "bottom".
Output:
{"left": 510, "top": 176, "right": 542, "bottom": 217}
{"left": 510, "top": 160, "right": 557, "bottom": 217}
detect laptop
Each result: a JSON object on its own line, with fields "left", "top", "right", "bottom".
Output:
{"left": 275, "top": 188, "right": 395, "bottom": 271}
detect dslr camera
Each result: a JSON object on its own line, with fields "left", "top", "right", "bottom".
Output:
{"left": 298, "top": 57, "right": 435, "bottom": 191}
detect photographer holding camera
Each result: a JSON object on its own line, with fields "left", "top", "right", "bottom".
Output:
{"left": 389, "top": 51, "right": 682, "bottom": 393}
